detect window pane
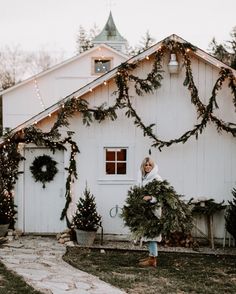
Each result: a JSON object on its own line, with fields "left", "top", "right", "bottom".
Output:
{"left": 117, "top": 163, "right": 126, "bottom": 174}
{"left": 106, "top": 150, "right": 115, "bottom": 161}
{"left": 106, "top": 162, "right": 115, "bottom": 174}
{"left": 95, "top": 60, "right": 111, "bottom": 73}
{"left": 117, "top": 149, "right": 126, "bottom": 161}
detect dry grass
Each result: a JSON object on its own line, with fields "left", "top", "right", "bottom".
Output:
{"left": 63, "top": 247, "right": 236, "bottom": 294}
{"left": 0, "top": 261, "right": 42, "bottom": 294}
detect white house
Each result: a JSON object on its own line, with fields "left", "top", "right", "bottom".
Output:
{"left": 1, "top": 12, "right": 128, "bottom": 132}
{"left": 1, "top": 30, "right": 236, "bottom": 243}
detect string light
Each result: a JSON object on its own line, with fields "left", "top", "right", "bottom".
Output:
{"left": 34, "top": 79, "right": 46, "bottom": 111}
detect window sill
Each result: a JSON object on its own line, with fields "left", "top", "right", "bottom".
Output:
{"left": 97, "top": 178, "right": 135, "bottom": 185}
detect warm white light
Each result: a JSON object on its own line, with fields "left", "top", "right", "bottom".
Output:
{"left": 33, "top": 79, "right": 46, "bottom": 110}
{"left": 168, "top": 53, "right": 179, "bottom": 74}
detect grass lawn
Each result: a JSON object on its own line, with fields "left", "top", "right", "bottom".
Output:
{"left": 0, "top": 261, "right": 42, "bottom": 294}
{"left": 63, "top": 247, "right": 236, "bottom": 294}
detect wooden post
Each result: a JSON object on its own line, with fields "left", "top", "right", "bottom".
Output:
{"left": 207, "top": 215, "right": 214, "bottom": 249}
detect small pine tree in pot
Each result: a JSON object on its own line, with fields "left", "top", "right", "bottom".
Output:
{"left": 225, "top": 188, "right": 236, "bottom": 242}
{"left": 72, "top": 186, "right": 101, "bottom": 246}
{"left": 0, "top": 189, "right": 17, "bottom": 237}
{"left": 0, "top": 149, "right": 17, "bottom": 236}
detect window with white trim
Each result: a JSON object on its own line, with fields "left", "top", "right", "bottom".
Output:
{"left": 94, "top": 59, "right": 111, "bottom": 74}
{"left": 105, "top": 148, "right": 127, "bottom": 175}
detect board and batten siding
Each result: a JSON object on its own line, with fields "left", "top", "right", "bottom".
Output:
{"left": 67, "top": 54, "right": 235, "bottom": 239}
{"left": 17, "top": 53, "right": 236, "bottom": 239}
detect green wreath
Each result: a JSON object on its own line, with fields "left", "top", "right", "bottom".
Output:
{"left": 30, "top": 154, "right": 58, "bottom": 188}
{"left": 121, "top": 180, "right": 193, "bottom": 239}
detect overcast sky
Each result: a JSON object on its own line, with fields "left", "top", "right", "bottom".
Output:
{"left": 0, "top": 0, "right": 235, "bottom": 57}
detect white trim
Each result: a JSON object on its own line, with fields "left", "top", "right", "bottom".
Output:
{"left": 97, "top": 143, "right": 135, "bottom": 185}
{"left": 1, "top": 34, "right": 236, "bottom": 145}
{"left": 0, "top": 44, "right": 128, "bottom": 95}
{"left": 97, "top": 179, "right": 135, "bottom": 185}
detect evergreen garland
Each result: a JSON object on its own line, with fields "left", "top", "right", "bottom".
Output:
{"left": 190, "top": 198, "right": 226, "bottom": 216}
{"left": 121, "top": 180, "right": 193, "bottom": 239}
{"left": 114, "top": 39, "right": 236, "bottom": 151}
{"left": 30, "top": 154, "right": 58, "bottom": 188}
{"left": 225, "top": 188, "right": 236, "bottom": 240}
{"left": 0, "top": 36, "right": 236, "bottom": 227}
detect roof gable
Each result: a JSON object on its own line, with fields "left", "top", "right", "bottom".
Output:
{"left": 2, "top": 34, "right": 236, "bottom": 139}
{"left": 0, "top": 44, "right": 128, "bottom": 96}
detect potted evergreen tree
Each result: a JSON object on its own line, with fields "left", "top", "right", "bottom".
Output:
{"left": 72, "top": 186, "right": 101, "bottom": 246}
{"left": 0, "top": 189, "right": 17, "bottom": 237}
{"left": 0, "top": 148, "right": 17, "bottom": 236}
{"left": 225, "top": 188, "right": 236, "bottom": 242}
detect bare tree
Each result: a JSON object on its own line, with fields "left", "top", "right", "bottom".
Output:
{"left": 0, "top": 45, "right": 65, "bottom": 135}
{"left": 0, "top": 45, "right": 65, "bottom": 91}
{"left": 25, "top": 49, "right": 65, "bottom": 76}
{"left": 0, "top": 45, "right": 27, "bottom": 90}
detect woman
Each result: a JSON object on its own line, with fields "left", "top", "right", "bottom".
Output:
{"left": 137, "top": 156, "right": 162, "bottom": 268}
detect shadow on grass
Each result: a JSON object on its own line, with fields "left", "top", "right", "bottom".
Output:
{"left": 63, "top": 247, "right": 236, "bottom": 294}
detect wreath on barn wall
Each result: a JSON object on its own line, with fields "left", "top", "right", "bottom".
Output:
{"left": 1, "top": 36, "right": 236, "bottom": 227}
{"left": 30, "top": 154, "right": 58, "bottom": 188}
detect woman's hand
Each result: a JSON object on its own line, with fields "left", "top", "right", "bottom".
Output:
{"left": 143, "top": 195, "right": 152, "bottom": 201}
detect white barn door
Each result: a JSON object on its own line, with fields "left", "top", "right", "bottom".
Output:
{"left": 24, "top": 148, "right": 66, "bottom": 233}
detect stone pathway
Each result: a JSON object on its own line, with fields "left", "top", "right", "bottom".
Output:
{"left": 0, "top": 236, "right": 126, "bottom": 294}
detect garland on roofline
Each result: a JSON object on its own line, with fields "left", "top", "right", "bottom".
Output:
{"left": 113, "top": 39, "right": 236, "bottom": 150}
{"left": 1, "top": 36, "right": 236, "bottom": 227}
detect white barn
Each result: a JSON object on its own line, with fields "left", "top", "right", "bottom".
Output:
{"left": 1, "top": 12, "right": 128, "bottom": 132}
{"left": 1, "top": 26, "right": 236, "bottom": 243}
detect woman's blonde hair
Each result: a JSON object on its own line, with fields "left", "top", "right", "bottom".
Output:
{"left": 140, "top": 157, "right": 155, "bottom": 176}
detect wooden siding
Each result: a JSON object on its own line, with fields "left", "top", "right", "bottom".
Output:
{"left": 16, "top": 52, "right": 236, "bottom": 239}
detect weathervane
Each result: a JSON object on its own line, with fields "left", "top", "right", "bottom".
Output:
{"left": 106, "top": 0, "right": 116, "bottom": 10}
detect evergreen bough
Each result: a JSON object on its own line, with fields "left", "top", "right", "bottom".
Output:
{"left": 225, "top": 188, "right": 236, "bottom": 240}
{"left": 121, "top": 180, "right": 193, "bottom": 239}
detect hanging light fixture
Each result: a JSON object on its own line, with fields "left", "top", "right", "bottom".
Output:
{"left": 168, "top": 53, "right": 179, "bottom": 74}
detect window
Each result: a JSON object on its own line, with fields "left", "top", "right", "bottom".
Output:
{"left": 105, "top": 148, "right": 127, "bottom": 175}
{"left": 94, "top": 59, "right": 111, "bottom": 74}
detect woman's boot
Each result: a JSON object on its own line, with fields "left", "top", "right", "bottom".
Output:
{"left": 138, "top": 256, "right": 150, "bottom": 262}
{"left": 138, "top": 256, "right": 157, "bottom": 267}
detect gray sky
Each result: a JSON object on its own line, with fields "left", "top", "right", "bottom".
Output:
{"left": 0, "top": 0, "right": 235, "bottom": 57}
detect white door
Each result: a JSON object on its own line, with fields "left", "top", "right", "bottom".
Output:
{"left": 24, "top": 148, "right": 66, "bottom": 233}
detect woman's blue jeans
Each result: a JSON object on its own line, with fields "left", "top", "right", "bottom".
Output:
{"left": 148, "top": 241, "right": 158, "bottom": 257}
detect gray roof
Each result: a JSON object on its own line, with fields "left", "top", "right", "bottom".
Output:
{"left": 93, "top": 11, "right": 126, "bottom": 43}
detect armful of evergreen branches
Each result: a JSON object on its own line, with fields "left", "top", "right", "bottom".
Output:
{"left": 121, "top": 180, "right": 193, "bottom": 239}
